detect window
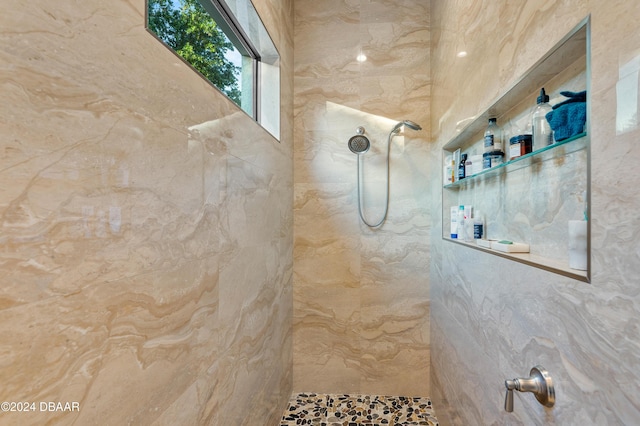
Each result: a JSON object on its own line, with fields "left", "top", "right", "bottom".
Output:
{"left": 146, "top": 0, "right": 280, "bottom": 139}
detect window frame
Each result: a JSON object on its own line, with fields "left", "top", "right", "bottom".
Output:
{"left": 145, "top": 0, "right": 280, "bottom": 140}
{"left": 197, "top": 0, "right": 261, "bottom": 119}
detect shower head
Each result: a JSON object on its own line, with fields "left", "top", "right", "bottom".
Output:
{"left": 348, "top": 134, "right": 370, "bottom": 154}
{"left": 391, "top": 120, "right": 423, "bottom": 133}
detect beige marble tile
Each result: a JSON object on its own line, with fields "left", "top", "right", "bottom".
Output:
{"left": 0, "top": 0, "right": 293, "bottom": 424}
{"left": 293, "top": 0, "right": 430, "bottom": 397}
{"left": 431, "top": 1, "right": 640, "bottom": 425}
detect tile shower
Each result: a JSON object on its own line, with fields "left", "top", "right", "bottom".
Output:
{"left": 4, "top": 0, "right": 639, "bottom": 424}
{"left": 292, "top": 0, "right": 432, "bottom": 398}
{"left": 430, "top": 1, "right": 640, "bottom": 424}
{"left": 0, "top": 0, "right": 293, "bottom": 424}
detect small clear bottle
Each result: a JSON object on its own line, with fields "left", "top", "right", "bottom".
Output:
{"left": 484, "top": 118, "right": 503, "bottom": 154}
{"left": 531, "top": 88, "right": 553, "bottom": 150}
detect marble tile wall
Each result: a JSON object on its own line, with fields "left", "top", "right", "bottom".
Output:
{"left": 431, "top": 1, "right": 640, "bottom": 424}
{"left": 0, "top": 0, "right": 293, "bottom": 424}
{"left": 293, "top": 0, "right": 431, "bottom": 397}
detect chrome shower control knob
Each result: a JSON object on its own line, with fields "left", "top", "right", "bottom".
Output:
{"left": 504, "top": 365, "right": 555, "bottom": 413}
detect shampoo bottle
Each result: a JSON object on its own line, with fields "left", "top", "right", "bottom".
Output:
{"left": 484, "top": 118, "right": 503, "bottom": 154}
{"left": 458, "top": 154, "right": 467, "bottom": 180}
{"left": 473, "top": 211, "right": 484, "bottom": 239}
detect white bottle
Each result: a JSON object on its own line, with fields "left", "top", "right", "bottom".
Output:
{"left": 465, "top": 156, "right": 473, "bottom": 177}
{"left": 464, "top": 217, "right": 475, "bottom": 242}
{"left": 463, "top": 205, "right": 474, "bottom": 241}
{"left": 456, "top": 206, "right": 465, "bottom": 240}
{"left": 444, "top": 155, "right": 453, "bottom": 185}
{"left": 532, "top": 88, "right": 553, "bottom": 150}
{"left": 450, "top": 206, "right": 458, "bottom": 238}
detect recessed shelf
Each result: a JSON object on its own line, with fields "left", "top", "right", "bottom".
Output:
{"left": 443, "top": 23, "right": 587, "bottom": 153}
{"left": 444, "top": 238, "right": 588, "bottom": 282}
{"left": 444, "top": 132, "right": 587, "bottom": 189}
{"left": 441, "top": 16, "right": 590, "bottom": 282}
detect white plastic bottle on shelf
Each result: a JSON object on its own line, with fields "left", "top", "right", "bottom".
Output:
{"left": 450, "top": 206, "right": 459, "bottom": 238}
{"left": 531, "top": 88, "right": 553, "bottom": 150}
{"left": 456, "top": 206, "right": 465, "bottom": 240}
{"left": 444, "top": 155, "right": 453, "bottom": 185}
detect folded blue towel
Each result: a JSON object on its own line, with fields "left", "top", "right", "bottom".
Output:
{"left": 553, "top": 90, "right": 587, "bottom": 108}
{"left": 545, "top": 91, "right": 586, "bottom": 141}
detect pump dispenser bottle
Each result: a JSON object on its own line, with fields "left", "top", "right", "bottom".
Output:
{"left": 532, "top": 88, "right": 553, "bottom": 150}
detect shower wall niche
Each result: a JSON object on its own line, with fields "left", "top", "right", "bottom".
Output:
{"left": 441, "top": 18, "right": 590, "bottom": 282}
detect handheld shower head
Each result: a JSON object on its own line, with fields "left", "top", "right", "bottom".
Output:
{"left": 351, "top": 120, "right": 422, "bottom": 228}
{"left": 391, "top": 120, "right": 423, "bottom": 133}
{"left": 403, "top": 120, "right": 422, "bottom": 131}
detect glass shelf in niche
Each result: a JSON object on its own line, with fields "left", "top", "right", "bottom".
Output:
{"left": 443, "top": 132, "right": 587, "bottom": 189}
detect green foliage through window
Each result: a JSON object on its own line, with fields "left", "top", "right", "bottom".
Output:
{"left": 148, "top": 0, "right": 242, "bottom": 104}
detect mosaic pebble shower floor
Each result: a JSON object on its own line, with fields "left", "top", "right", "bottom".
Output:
{"left": 280, "top": 393, "right": 439, "bottom": 425}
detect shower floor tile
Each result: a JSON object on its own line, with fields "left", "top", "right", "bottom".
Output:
{"left": 280, "top": 393, "right": 439, "bottom": 425}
